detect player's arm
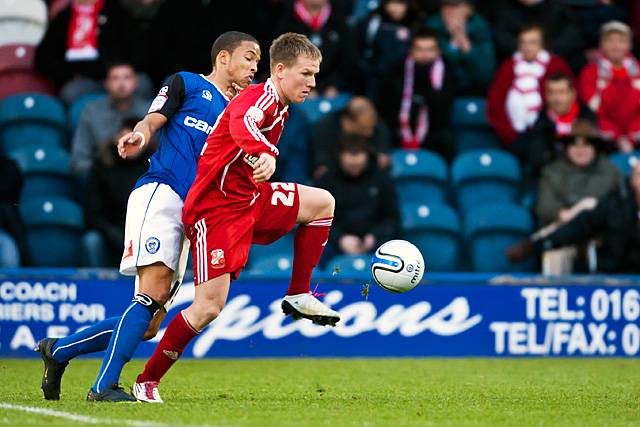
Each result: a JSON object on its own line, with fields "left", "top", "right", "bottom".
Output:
{"left": 227, "top": 92, "right": 280, "bottom": 183}
{"left": 118, "top": 74, "right": 186, "bottom": 159}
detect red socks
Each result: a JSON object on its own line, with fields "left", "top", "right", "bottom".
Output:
{"left": 137, "top": 311, "right": 198, "bottom": 383}
{"left": 288, "top": 217, "right": 332, "bottom": 295}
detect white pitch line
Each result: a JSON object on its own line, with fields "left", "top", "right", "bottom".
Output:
{"left": 0, "top": 403, "right": 184, "bottom": 427}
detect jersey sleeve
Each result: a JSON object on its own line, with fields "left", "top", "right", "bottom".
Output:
{"left": 227, "top": 89, "right": 280, "bottom": 157}
{"left": 147, "top": 73, "right": 185, "bottom": 119}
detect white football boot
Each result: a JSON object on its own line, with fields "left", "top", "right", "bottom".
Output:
{"left": 281, "top": 293, "right": 340, "bottom": 326}
{"left": 132, "top": 379, "right": 163, "bottom": 403}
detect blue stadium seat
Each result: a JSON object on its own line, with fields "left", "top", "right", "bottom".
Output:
{"left": 391, "top": 149, "right": 448, "bottom": 205}
{"left": 452, "top": 149, "right": 521, "bottom": 210}
{"left": 297, "top": 93, "right": 352, "bottom": 124}
{"left": 0, "top": 230, "right": 20, "bottom": 267}
{"left": 609, "top": 151, "right": 640, "bottom": 177}
{"left": 248, "top": 253, "right": 294, "bottom": 277}
{"left": 68, "top": 92, "right": 105, "bottom": 133}
{"left": 8, "top": 145, "right": 72, "bottom": 199}
{"left": 451, "top": 97, "right": 500, "bottom": 152}
{"left": 400, "top": 202, "right": 462, "bottom": 271}
{"left": 249, "top": 232, "right": 294, "bottom": 267}
{"left": 327, "top": 254, "right": 370, "bottom": 275}
{"left": 20, "top": 196, "right": 84, "bottom": 267}
{"left": 464, "top": 203, "right": 534, "bottom": 272}
{"left": 0, "top": 93, "right": 66, "bottom": 152}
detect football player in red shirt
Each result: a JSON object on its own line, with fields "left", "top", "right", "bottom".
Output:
{"left": 132, "top": 33, "right": 340, "bottom": 402}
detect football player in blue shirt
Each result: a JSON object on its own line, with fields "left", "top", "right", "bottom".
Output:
{"left": 36, "top": 31, "right": 261, "bottom": 402}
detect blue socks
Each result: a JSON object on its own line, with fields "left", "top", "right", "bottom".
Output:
{"left": 51, "top": 317, "right": 119, "bottom": 363}
{"left": 92, "top": 294, "right": 159, "bottom": 393}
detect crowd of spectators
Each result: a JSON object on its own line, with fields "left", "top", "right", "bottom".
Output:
{"left": 3, "top": 0, "right": 640, "bottom": 273}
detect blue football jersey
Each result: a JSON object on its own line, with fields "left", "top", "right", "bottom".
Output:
{"left": 135, "top": 72, "right": 229, "bottom": 200}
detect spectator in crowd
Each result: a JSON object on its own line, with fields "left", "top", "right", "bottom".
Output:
{"left": 316, "top": 134, "right": 399, "bottom": 259}
{"left": 274, "top": 0, "right": 360, "bottom": 95}
{"left": 35, "top": 0, "right": 134, "bottom": 103}
{"left": 488, "top": 25, "right": 573, "bottom": 147}
{"left": 272, "top": 105, "right": 311, "bottom": 185}
{"left": 85, "top": 117, "right": 152, "bottom": 265}
{"left": 0, "top": 156, "right": 29, "bottom": 266}
{"left": 493, "top": 0, "right": 584, "bottom": 72}
{"left": 311, "top": 96, "right": 391, "bottom": 180}
{"left": 533, "top": 119, "right": 621, "bottom": 273}
{"left": 579, "top": 21, "right": 640, "bottom": 152}
{"left": 559, "top": 0, "right": 628, "bottom": 51}
{"left": 424, "top": 0, "right": 496, "bottom": 95}
{"left": 508, "top": 159, "right": 640, "bottom": 274}
{"left": 71, "top": 62, "right": 149, "bottom": 179}
{"left": 378, "top": 29, "right": 456, "bottom": 161}
{"left": 518, "top": 73, "right": 596, "bottom": 180}
{"left": 356, "top": 0, "right": 417, "bottom": 97}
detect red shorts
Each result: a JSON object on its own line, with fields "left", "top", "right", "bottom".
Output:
{"left": 186, "top": 182, "right": 299, "bottom": 284}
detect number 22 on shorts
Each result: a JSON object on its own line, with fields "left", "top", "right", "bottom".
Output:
{"left": 271, "top": 182, "right": 295, "bottom": 206}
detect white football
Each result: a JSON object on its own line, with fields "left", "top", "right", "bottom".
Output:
{"left": 371, "top": 240, "right": 425, "bottom": 293}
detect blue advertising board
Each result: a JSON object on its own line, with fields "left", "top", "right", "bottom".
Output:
{"left": 1, "top": 272, "right": 639, "bottom": 358}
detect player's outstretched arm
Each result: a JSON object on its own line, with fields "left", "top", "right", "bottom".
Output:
{"left": 118, "top": 113, "right": 167, "bottom": 159}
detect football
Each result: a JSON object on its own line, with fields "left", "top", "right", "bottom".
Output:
{"left": 371, "top": 240, "right": 425, "bottom": 293}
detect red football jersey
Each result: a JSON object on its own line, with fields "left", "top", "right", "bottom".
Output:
{"left": 183, "top": 79, "right": 288, "bottom": 224}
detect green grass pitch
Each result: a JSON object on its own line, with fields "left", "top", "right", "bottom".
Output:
{"left": 0, "top": 358, "right": 638, "bottom": 426}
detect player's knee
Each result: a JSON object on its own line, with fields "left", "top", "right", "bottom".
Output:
{"left": 318, "top": 189, "right": 335, "bottom": 217}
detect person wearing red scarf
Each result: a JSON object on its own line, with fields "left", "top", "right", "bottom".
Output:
{"left": 488, "top": 24, "right": 573, "bottom": 146}
{"left": 274, "top": 0, "right": 359, "bottom": 95}
{"left": 519, "top": 73, "right": 597, "bottom": 182}
{"left": 579, "top": 21, "right": 640, "bottom": 152}
{"left": 378, "top": 29, "right": 456, "bottom": 161}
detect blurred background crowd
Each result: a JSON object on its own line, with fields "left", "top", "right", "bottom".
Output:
{"left": 1, "top": 0, "right": 640, "bottom": 274}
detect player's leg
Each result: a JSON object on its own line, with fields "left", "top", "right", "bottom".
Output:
{"left": 87, "top": 263, "right": 171, "bottom": 401}
{"left": 282, "top": 185, "right": 340, "bottom": 325}
{"left": 252, "top": 183, "right": 339, "bottom": 325}
{"left": 87, "top": 183, "right": 185, "bottom": 401}
{"left": 133, "top": 273, "right": 231, "bottom": 403}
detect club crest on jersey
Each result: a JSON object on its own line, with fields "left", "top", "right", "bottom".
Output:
{"left": 210, "top": 249, "right": 225, "bottom": 268}
{"left": 202, "top": 90, "right": 212, "bottom": 101}
{"left": 145, "top": 237, "right": 160, "bottom": 254}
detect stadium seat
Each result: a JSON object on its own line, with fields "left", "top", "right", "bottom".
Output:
{"left": 464, "top": 202, "right": 535, "bottom": 272}
{"left": 0, "top": 71, "right": 54, "bottom": 101}
{"left": 0, "top": 230, "right": 20, "bottom": 267}
{"left": 248, "top": 253, "right": 294, "bottom": 277}
{"left": 248, "top": 232, "right": 294, "bottom": 267}
{"left": 8, "top": 145, "right": 72, "bottom": 199}
{"left": 0, "top": 93, "right": 66, "bottom": 152}
{"left": 0, "top": 44, "right": 35, "bottom": 73}
{"left": 391, "top": 149, "right": 448, "bottom": 205}
{"left": 451, "top": 149, "right": 521, "bottom": 210}
{"left": 68, "top": 92, "right": 106, "bottom": 132}
{"left": 400, "top": 202, "right": 462, "bottom": 271}
{"left": 327, "top": 254, "right": 370, "bottom": 275}
{"left": 19, "top": 196, "right": 85, "bottom": 267}
{"left": 297, "top": 93, "right": 352, "bottom": 124}
{"left": 609, "top": 151, "right": 640, "bottom": 177}
{"left": 0, "top": 0, "right": 47, "bottom": 46}
{"left": 451, "top": 97, "right": 500, "bottom": 152}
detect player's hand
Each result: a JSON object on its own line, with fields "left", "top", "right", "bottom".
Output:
{"left": 117, "top": 131, "right": 145, "bottom": 159}
{"left": 225, "top": 82, "right": 244, "bottom": 99}
{"left": 252, "top": 152, "right": 276, "bottom": 183}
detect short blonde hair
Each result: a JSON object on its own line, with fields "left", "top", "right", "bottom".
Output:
{"left": 269, "top": 32, "right": 322, "bottom": 72}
